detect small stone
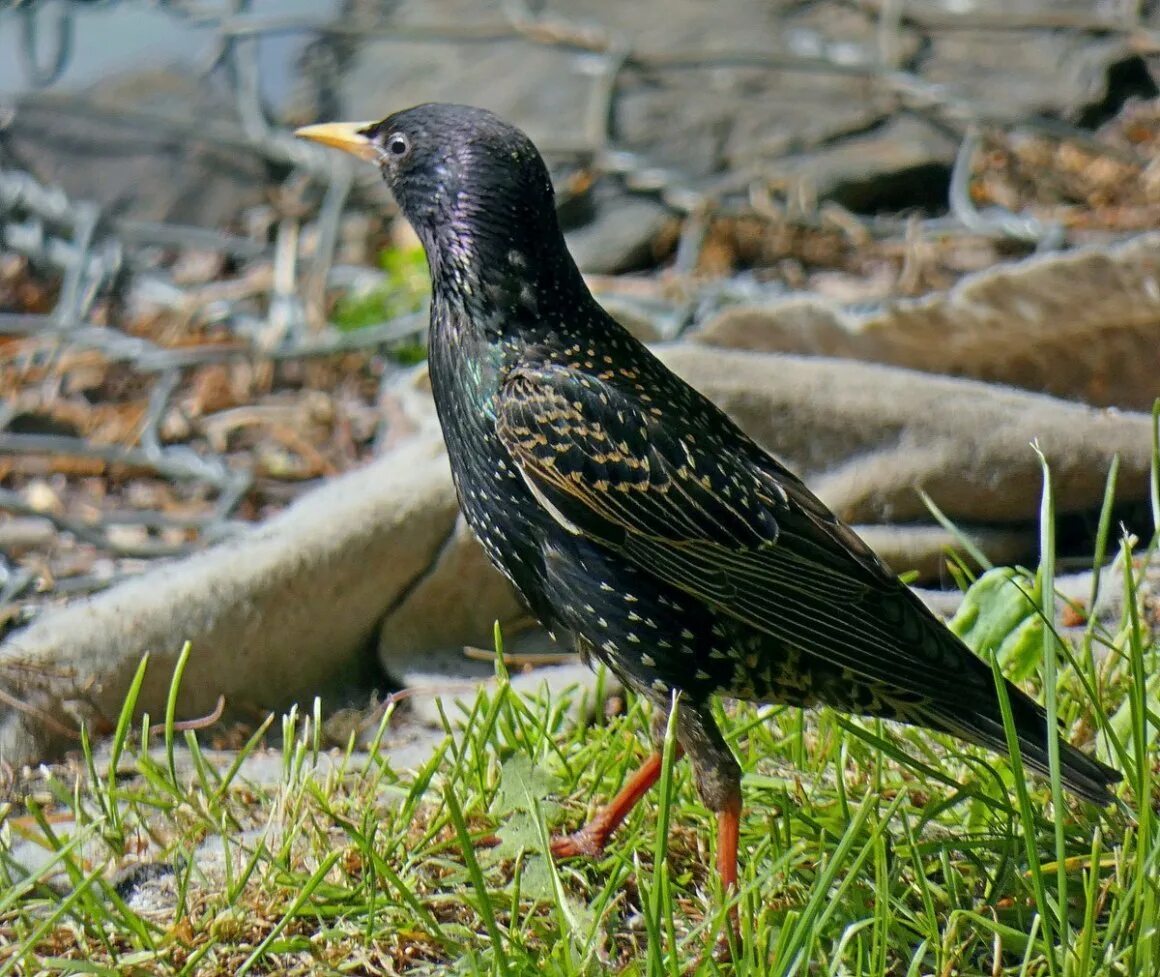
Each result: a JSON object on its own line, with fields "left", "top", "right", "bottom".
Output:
{"left": 23, "top": 481, "right": 63, "bottom": 516}
{"left": 105, "top": 525, "right": 150, "bottom": 551}
{"left": 565, "top": 194, "right": 671, "bottom": 275}
{"left": 0, "top": 517, "right": 55, "bottom": 554}
{"left": 171, "top": 249, "right": 226, "bottom": 286}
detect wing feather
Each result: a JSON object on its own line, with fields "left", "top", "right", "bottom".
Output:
{"left": 496, "top": 361, "right": 990, "bottom": 701}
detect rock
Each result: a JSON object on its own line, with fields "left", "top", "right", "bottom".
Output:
{"left": 0, "top": 437, "right": 458, "bottom": 767}
{"left": 327, "top": 0, "right": 1135, "bottom": 215}
{"left": 660, "top": 345, "right": 1155, "bottom": 524}
{"left": 921, "top": 30, "right": 1134, "bottom": 124}
{"left": 114, "top": 863, "right": 178, "bottom": 914}
{"left": 0, "top": 516, "right": 55, "bottom": 555}
{"left": 771, "top": 113, "right": 959, "bottom": 211}
{"left": 336, "top": 1, "right": 590, "bottom": 156}
{"left": 4, "top": 73, "right": 269, "bottom": 227}
{"left": 377, "top": 514, "right": 527, "bottom": 679}
{"left": 692, "top": 232, "right": 1160, "bottom": 409}
{"left": 334, "top": 0, "right": 897, "bottom": 188}
{"left": 565, "top": 193, "right": 670, "bottom": 274}
{"left": 596, "top": 294, "right": 674, "bottom": 342}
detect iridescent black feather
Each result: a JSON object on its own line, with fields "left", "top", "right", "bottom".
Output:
{"left": 364, "top": 103, "right": 1119, "bottom": 807}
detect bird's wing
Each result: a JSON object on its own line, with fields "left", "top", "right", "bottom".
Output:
{"left": 496, "top": 361, "right": 980, "bottom": 700}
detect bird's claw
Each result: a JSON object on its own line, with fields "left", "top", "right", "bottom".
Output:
{"left": 549, "top": 828, "right": 608, "bottom": 860}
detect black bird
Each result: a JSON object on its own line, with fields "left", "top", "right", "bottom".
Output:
{"left": 296, "top": 104, "right": 1119, "bottom": 893}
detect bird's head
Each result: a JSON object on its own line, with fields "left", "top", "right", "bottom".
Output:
{"left": 296, "top": 103, "right": 568, "bottom": 287}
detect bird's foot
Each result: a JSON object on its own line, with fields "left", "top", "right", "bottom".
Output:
{"left": 549, "top": 826, "right": 608, "bottom": 860}
{"left": 550, "top": 750, "right": 670, "bottom": 861}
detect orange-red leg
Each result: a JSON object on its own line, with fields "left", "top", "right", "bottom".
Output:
{"left": 716, "top": 792, "right": 741, "bottom": 892}
{"left": 717, "top": 791, "right": 743, "bottom": 947}
{"left": 551, "top": 747, "right": 685, "bottom": 859}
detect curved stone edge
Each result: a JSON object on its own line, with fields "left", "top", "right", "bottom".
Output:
{"left": 660, "top": 346, "right": 1155, "bottom": 523}
{"left": 0, "top": 437, "right": 457, "bottom": 768}
{"left": 692, "top": 233, "right": 1160, "bottom": 409}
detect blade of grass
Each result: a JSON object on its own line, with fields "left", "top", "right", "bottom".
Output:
{"left": 79, "top": 720, "right": 110, "bottom": 828}
{"left": 32, "top": 960, "right": 131, "bottom": 976}
{"left": 236, "top": 850, "right": 343, "bottom": 976}
{"left": 778, "top": 790, "right": 905, "bottom": 975}
{"left": 1032, "top": 443, "right": 1069, "bottom": 971}
{"left": 0, "top": 830, "right": 90, "bottom": 916}
{"left": 164, "top": 642, "right": 193, "bottom": 790}
{"left": 0, "top": 865, "right": 107, "bottom": 977}
{"left": 103, "top": 653, "right": 151, "bottom": 837}
{"left": 529, "top": 795, "right": 585, "bottom": 970}
{"left": 1086, "top": 455, "right": 1120, "bottom": 629}
{"left": 211, "top": 710, "right": 275, "bottom": 805}
{"left": 443, "top": 782, "right": 511, "bottom": 977}
{"left": 920, "top": 489, "right": 993, "bottom": 572}
{"left": 989, "top": 646, "right": 1058, "bottom": 977}
{"left": 1074, "top": 828, "right": 1103, "bottom": 976}
{"left": 1150, "top": 399, "right": 1159, "bottom": 538}
{"left": 643, "top": 693, "right": 682, "bottom": 977}
{"left": 1120, "top": 534, "right": 1155, "bottom": 976}
{"left": 899, "top": 809, "right": 941, "bottom": 972}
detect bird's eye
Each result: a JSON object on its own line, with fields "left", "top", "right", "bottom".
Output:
{"left": 386, "top": 133, "right": 410, "bottom": 157}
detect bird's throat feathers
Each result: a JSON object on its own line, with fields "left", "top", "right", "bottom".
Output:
{"left": 420, "top": 195, "right": 588, "bottom": 333}
{"left": 396, "top": 139, "right": 586, "bottom": 337}
{"left": 378, "top": 104, "right": 592, "bottom": 343}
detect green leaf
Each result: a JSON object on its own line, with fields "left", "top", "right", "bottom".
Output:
{"left": 492, "top": 754, "right": 561, "bottom": 861}
{"left": 494, "top": 754, "right": 561, "bottom": 820}
{"left": 332, "top": 243, "right": 430, "bottom": 337}
{"left": 493, "top": 811, "right": 542, "bottom": 861}
{"left": 508, "top": 849, "right": 554, "bottom": 901}
{"left": 949, "top": 567, "right": 1042, "bottom": 682}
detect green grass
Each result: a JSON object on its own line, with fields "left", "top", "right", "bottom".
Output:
{"left": 331, "top": 243, "right": 430, "bottom": 363}
{"left": 1, "top": 434, "right": 1158, "bottom": 974}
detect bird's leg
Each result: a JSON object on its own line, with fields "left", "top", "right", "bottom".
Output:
{"left": 716, "top": 791, "right": 742, "bottom": 892}
{"left": 676, "top": 704, "right": 744, "bottom": 944}
{"left": 552, "top": 704, "right": 685, "bottom": 859}
{"left": 550, "top": 746, "right": 685, "bottom": 859}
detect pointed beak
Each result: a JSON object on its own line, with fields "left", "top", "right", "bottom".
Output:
{"left": 293, "top": 121, "right": 380, "bottom": 162}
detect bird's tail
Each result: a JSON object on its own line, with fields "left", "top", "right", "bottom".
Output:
{"left": 936, "top": 678, "right": 1120, "bottom": 806}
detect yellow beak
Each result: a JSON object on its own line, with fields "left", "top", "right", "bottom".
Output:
{"left": 293, "top": 121, "right": 379, "bottom": 162}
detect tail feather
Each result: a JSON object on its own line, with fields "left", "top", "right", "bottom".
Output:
{"left": 937, "top": 681, "right": 1120, "bottom": 806}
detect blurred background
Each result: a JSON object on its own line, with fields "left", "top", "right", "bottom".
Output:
{"left": 1, "top": 0, "right": 1158, "bottom": 698}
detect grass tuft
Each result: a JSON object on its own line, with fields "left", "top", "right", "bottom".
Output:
{"left": 1, "top": 451, "right": 1156, "bottom": 974}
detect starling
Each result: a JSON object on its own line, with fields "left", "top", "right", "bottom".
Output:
{"left": 296, "top": 104, "right": 1119, "bottom": 895}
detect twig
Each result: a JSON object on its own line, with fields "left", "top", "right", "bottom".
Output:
{"left": 148, "top": 694, "right": 226, "bottom": 735}
{"left": 112, "top": 219, "right": 270, "bottom": 258}
{"left": 0, "top": 683, "right": 80, "bottom": 741}
{"left": 139, "top": 368, "right": 182, "bottom": 455}
{"left": 0, "top": 435, "right": 234, "bottom": 489}
{"left": 462, "top": 647, "right": 578, "bottom": 667}
{"left": 948, "top": 126, "right": 1063, "bottom": 248}
{"left": 303, "top": 160, "right": 354, "bottom": 329}
{"left": 17, "top": 0, "right": 74, "bottom": 88}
